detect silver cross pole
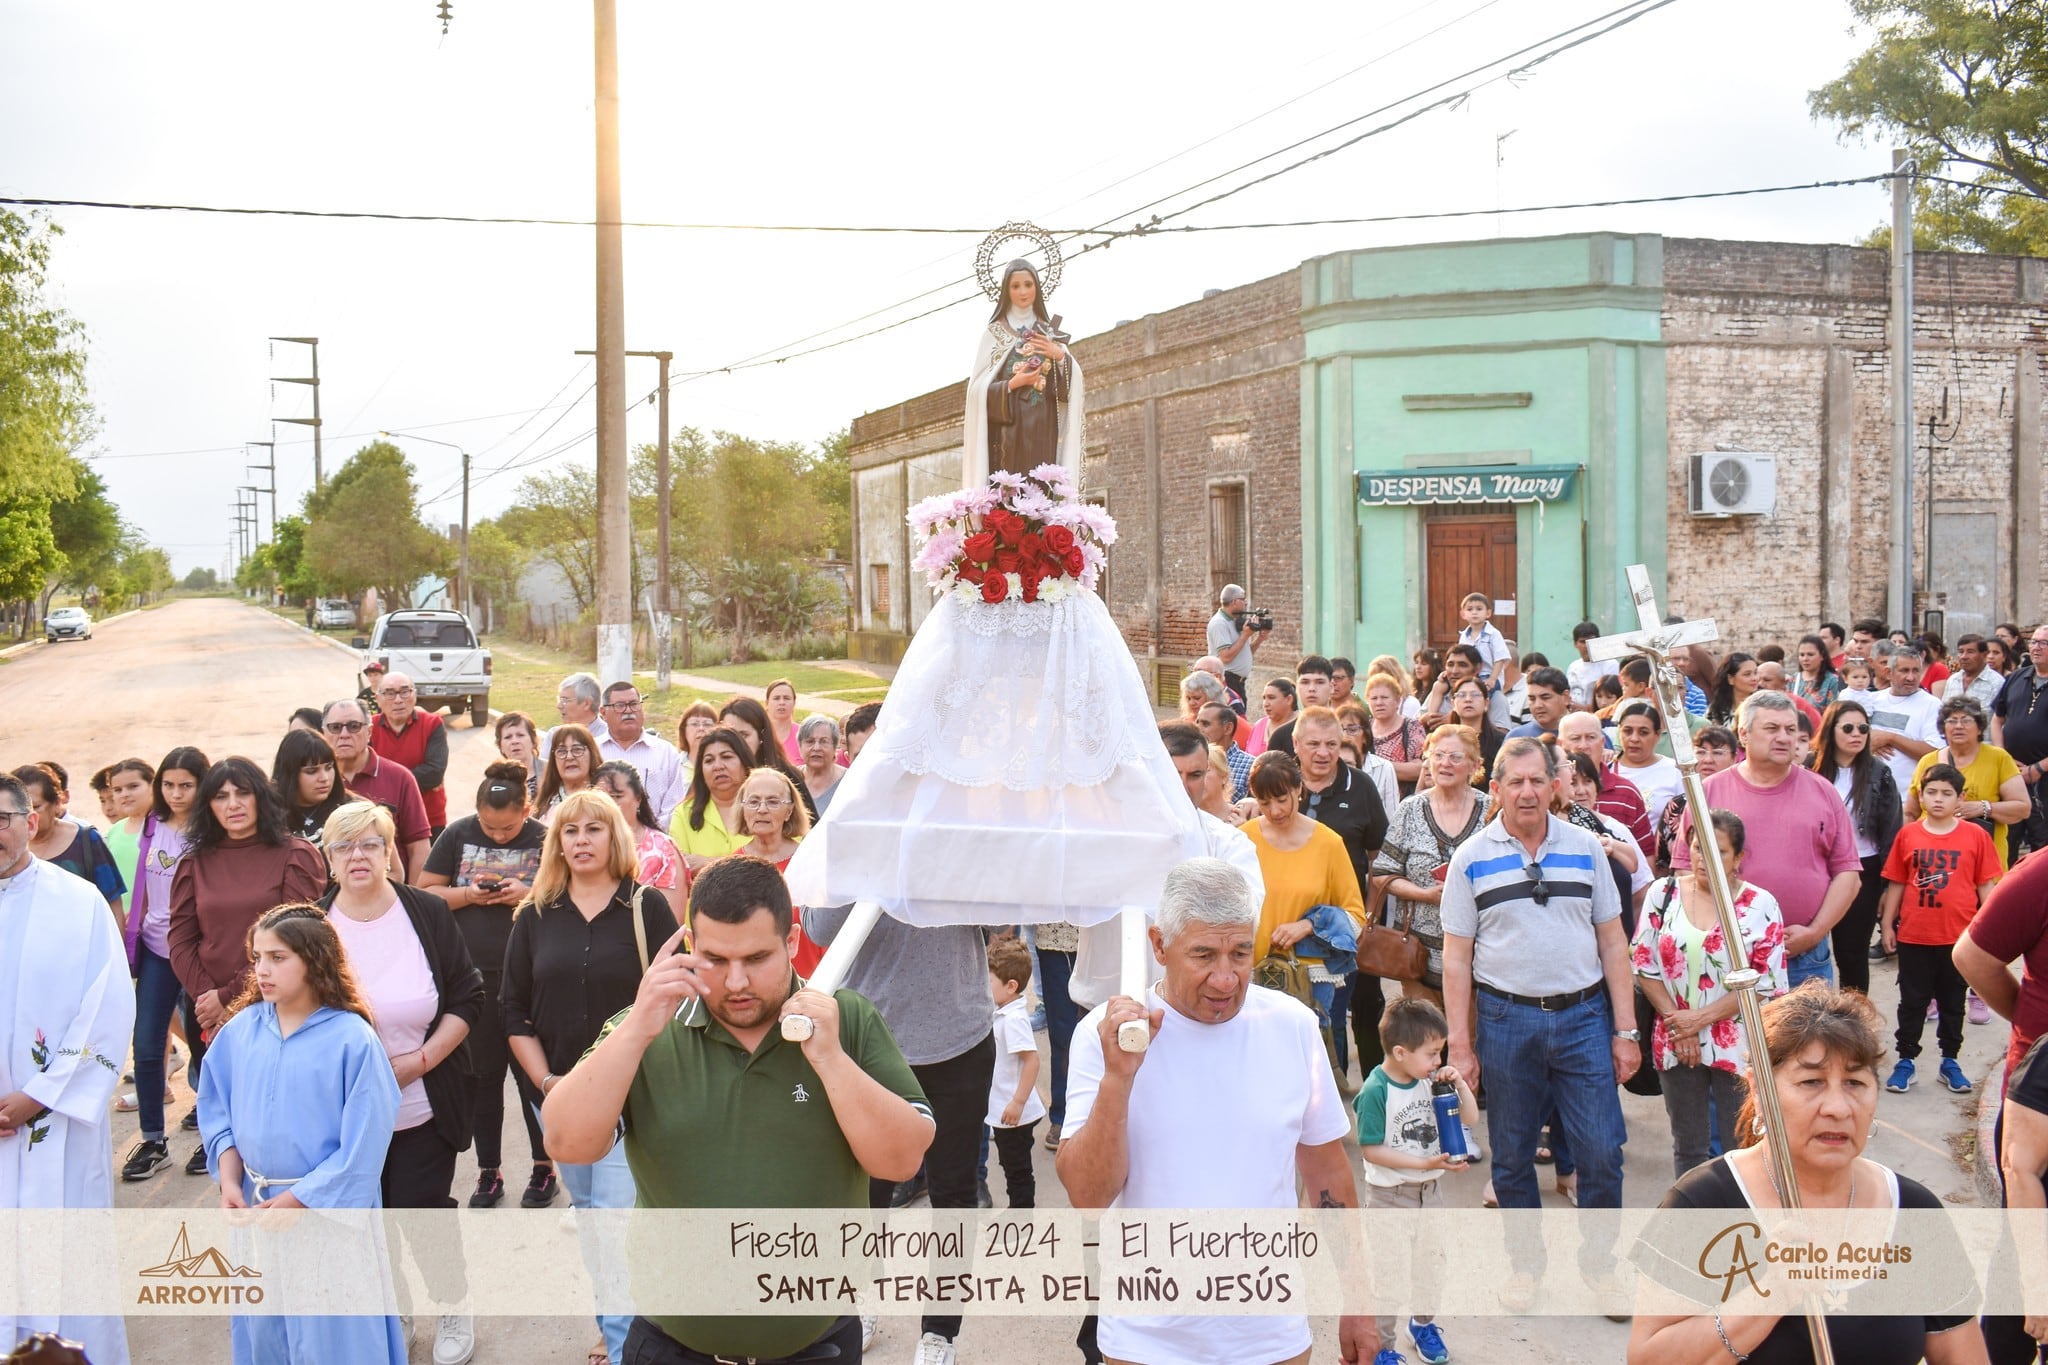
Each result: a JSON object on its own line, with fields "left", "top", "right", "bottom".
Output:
{"left": 1588, "top": 566, "right": 1832, "bottom": 1364}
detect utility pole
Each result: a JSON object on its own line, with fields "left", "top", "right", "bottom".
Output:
{"left": 1888, "top": 149, "right": 1915, "bottom": 632}
{"left": 271, "top": 336, "right": 325, "bottom": 490}
{"left": 247, "top": 441, "right": 278, "bottom": 539}
{"left": 381, "top": 431, "right": 471, "bottom": 620}
{"left": 592, "top": 0, "right": 632, "bottom": 688}
{"left": 578, "top": 347, "right": 672, "bottom": 686}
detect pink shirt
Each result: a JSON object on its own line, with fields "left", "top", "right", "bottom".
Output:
{"left": 329, "top": 898, "right": 439, "bottom": 1130}
{"left": 634, "top": 824, "right": 682, "bottom": 891}
{"left": 1672, "top": 765, "right": 1861, "bottom": 928}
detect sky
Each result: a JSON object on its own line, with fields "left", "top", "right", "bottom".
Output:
{"left": 3, "top": 0, "right": 1899, "bottom": 574}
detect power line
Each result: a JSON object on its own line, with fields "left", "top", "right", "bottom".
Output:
{"left": 1917, "top": 173, "right": 2047, "bottom": 202}
{"left": 86, "top": 395, "right": 597, "bottom": 461}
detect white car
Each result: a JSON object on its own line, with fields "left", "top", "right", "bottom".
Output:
{"left": 315, "top": 599, "right": 355, "bottom": 629}
{"left": 44, "top": 607, "right": 92, "bottom": 642}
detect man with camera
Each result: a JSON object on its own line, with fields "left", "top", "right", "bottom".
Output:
{"left": 1208, "top": 584, "right": 1270, "bottom": 703}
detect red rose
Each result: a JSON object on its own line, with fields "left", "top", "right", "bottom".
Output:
{"left": 995, "top": 549, "right": 1021, "bottom": 574}
{"left": 1020, "top": 573, "right": 1040, "bottom": 603}
{"left": 1061, "top": 548, "right": 1085, "bottom": 576}
{"left": 986, "top": 510, "right": 1021, "bottom": 545}
{"left": 980, "top": 574, "right": 1008, "bottom": 603}
{"left": 958, "top": 562, "right": 984, "bottom": 584}
{"left": 1019, "top": 532, "right": 1046, "bottom": 559}
{"left": 1043, "top": 525, "right": 1076, "bottom": 555}
{"left": 962, "top": 531, "right": 997, "bottom": 563}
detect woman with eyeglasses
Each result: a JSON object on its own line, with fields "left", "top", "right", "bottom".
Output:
{"left": 734, "top": 768, "right": 825, "bottom": 974}
{"left": 418, "top": 762, "right": 554, "bottom": 1211}
{"left": 320, "top": 800, "right": 485, "bottom": 1365}
{"left": 271, "top": 728, "right": 351, "bottom": 849}
{"left": 593, "top": 760, "right": 684, "bottom": 922}
{"left": 537, "top": 722, "right": 599, "bottom": 816}
{"left": 1809, "top": 700, "right": 1903, "bottom": 991}
{"left": 116, "top": 749, "right": 207, "bottom": 1179}
{"left": 718, "top": 696, "right": 818, "bottom": 820}
{"left": 1442, "top": 677, "right": 1504, "bottom": 780}
{"left": 502, "top": 788, "right": 674, "bottom": 1365}
{"left": 667, "top": 725, "right": 757, "bottom": 874}
{"left": 675, "top": 700, "right": 719, "bottom": 782}
{"left": 166, "top": 757, "right": 327, "bottom": 1178}
{"left": 1372, "top": 726, "right": 1491, "bottom": 1011}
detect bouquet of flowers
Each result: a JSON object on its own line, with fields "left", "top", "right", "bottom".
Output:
{"left": 908, "top": 464, "right": 1116, "bottom": 605}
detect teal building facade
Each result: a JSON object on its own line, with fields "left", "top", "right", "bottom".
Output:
{"left": 1300, "top": 233, "right": 1669, "bottom": 660}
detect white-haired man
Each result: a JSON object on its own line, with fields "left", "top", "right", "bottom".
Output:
{"left": 1207, "top": 586, "right": 1260, "bottom": 704}
{"left": 1059, "top": 857, "right": 1372, "bottom": 1365}
{"left": 543, "top": 671, "right": 609, "bottom": 761}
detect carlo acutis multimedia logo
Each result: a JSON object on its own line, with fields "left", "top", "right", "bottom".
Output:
{"left": 136, "top": 1222, "right": 264, "bottom": 1305}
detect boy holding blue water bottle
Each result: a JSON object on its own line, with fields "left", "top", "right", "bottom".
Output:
{"left": 1355, "top": 997, "right": 1474, "bottom": 1365}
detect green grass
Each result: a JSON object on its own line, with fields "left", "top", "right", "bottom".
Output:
{"left": 812, "top": 686, "right": 890, "bottom": 705}
{"left": 683, "top": 660, "right": 884, "bottom": 693}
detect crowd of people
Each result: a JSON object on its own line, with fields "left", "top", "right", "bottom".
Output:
{"left": 4, "top": 603, "right": 2048, "bottom": 1365}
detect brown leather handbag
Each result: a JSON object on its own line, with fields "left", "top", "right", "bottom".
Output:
{"left": 1354, "top": 894, "right": 1429, "bottom": 982}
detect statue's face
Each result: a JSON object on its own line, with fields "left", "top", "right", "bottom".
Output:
{"left": 1007, "top": 270, "right": 1037, "bottom": 311}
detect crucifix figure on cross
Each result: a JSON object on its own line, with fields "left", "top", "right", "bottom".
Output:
{"left": 1587, "top": 565, "right": 1836, "bottom": 1364}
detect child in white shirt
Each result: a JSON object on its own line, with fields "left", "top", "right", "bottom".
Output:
{"left": 985, "top": 938, "right": 1046, "bottom": 1208}
{"left": 1455, "top": 592, "right": 1513, "bottom": 692}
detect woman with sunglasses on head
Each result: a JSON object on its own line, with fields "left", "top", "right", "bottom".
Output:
{"left": 536, "top": 722, "right": 600, "bottom": 818}
{"left": 718, "top": 696, "right": 818, "bottom": 820}
{"left": 419, "top": 762, "right": 556, "bottom": 1213}
{"left": 271, "top": 728, "right": 350, "bottom": 850}
{"left": 593, "top": 760, "right": 684, "bottom": 922}
{"left": 320, "top": 800, "right": 485, "bottom": 1365}
{"left": 1809, "top": 700, "right": 1902, "bottom": 990}
{"left": 116, "top": 749, "right": 207, "bottom": 1180}
{"left": 165, "top": 758, "right": 327, "bottom": 1178}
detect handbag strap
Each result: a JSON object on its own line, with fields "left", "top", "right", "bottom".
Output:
{"left": 629, "top": 883, "right": 650, "bottom": 974}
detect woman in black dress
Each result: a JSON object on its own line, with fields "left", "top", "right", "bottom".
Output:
{"left": 1629, "top": 983, "right": 1985, "bottom": 1364}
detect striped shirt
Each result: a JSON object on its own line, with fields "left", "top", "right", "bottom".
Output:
{"left": 1440, "top": 814, "right": 1621, "bottom": 997}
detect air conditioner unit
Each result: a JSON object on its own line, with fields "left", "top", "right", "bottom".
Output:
{"left": 1687, "top": 452, "right": 1776, "bottom": 517}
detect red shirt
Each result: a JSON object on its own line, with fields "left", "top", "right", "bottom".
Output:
{"left": 343, "top": 750, "right": 433, "bottom": 849}
{"left": 1923, "top": 662, "right": 1951, "bottom": 695}
{"left": 1882, "top": 819, "right": 1999, "bottom": 946}
{"left": 370, "top": 711, "right": 447, "bottom": 828}
{"left": 1965, "top": 846, "right": 2048, "bottom": 1077}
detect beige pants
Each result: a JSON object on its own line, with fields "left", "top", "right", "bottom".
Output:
{"left": 1367, "top": 1176, "right": 1446, "bottom": 1344}
{"left": 1107, "top": 1353, "right": 1309, "bottom": 1365}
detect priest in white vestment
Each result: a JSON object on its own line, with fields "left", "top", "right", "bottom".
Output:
{"left": 1, "top": 773, "right": 136, "bottom": 1365}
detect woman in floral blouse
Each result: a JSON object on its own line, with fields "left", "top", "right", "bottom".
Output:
{"left": 1631, "top": 807, "right": 1787, "bottom": 1178}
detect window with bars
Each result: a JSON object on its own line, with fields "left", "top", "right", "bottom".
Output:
{"left": 1208, "top": 481, "right": 1248, "bottom": 599}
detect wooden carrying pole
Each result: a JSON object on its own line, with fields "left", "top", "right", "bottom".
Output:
{"left": 1589, "top": 565, "right": 1833, "bottom": 1364}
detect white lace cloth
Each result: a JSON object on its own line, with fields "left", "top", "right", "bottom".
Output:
{"left": 783, "top": 590, "right": 1206, "bottom": 927}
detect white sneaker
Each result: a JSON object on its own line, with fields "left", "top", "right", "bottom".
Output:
{"left": 860, "top": 1314, "right": 879, "bottom": 1349}
{"left": 433, "top": 1313, "right": 476, "bottom": 1365}
{"left": 911, "top": 1331, "right": 957, "bottom": 1365}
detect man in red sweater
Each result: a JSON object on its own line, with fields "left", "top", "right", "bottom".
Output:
{"left": 369, "top": 671, "right": 449, "bottom": 840}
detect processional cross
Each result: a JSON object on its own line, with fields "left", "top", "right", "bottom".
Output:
{"left": 1587, "top": 566, "right": 1834, "bottom": 1364}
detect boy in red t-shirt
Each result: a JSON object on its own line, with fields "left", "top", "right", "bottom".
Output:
{"left": 1881, "top": 763, "right": 2002, "bottom": 1094}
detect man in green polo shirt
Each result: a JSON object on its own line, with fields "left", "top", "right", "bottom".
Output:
{"left": 544, "top": 857, "right": 935, "bottom": 1363}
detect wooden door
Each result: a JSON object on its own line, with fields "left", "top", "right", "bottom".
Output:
{"left": 1424, "top": 514, "right": 1517, "bottom": 651}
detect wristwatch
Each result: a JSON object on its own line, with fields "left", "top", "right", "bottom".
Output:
{"left": 1613, "top": 1029, "right": 1642, "bottom": 1043}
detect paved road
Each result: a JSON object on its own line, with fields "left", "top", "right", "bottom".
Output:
{"left": 0, "top": 600, "right": 2010, "bottom": 1363}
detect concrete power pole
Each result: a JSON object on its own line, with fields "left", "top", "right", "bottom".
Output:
{"left": 271, "top": 336, "right": 325, "bottom": 491}
{"left": 592, "top": 0, "right": 633, "bottom": 688}
{"left": 578, "top": 346, "right": 673, "bottom": 688}
{"left": 1888, "top": 149, "right": 1915, "bottom": 632}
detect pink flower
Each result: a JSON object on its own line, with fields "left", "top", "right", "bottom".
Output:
{"left": 1711, "top": 1017, "right": 1737, "bottom": 1048}
{"left": 1711, "top": 1057, "right": 1740, "bottom": 1074}
{"left": 1658, "top": 936, "right": 1684, "bottom": 982}
{"left": 1702, "top": 924, "right": 1724, "bottom": 956}
{"left": 1631, "top": 942, "right": 1652, "bottom": 970}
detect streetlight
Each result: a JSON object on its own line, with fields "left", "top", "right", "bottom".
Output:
{"left": 380, "top": 430, "right": 471, "bottom": 621}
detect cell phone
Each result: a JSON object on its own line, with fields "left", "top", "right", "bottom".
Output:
{"left": 475, "top": 877, "right": 504, "bottom": 893}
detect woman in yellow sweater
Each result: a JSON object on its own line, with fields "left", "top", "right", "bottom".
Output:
{"left": 1244, "top": 751, "right": 1366, "bottom": 1092}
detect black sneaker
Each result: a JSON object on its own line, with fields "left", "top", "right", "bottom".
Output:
{"left": 122, "top": 1139, "right": 172, "bottom": 1182}
{"left": 975, "top": 1180, "right": 993, "bottom": 1209}
{"left": 889, "top": 1172, "right": 927, "bottom": 1208}
{"left": 180, "top": 1109, "right": 198, "bottom": 1132}
{"left": 469, "top": 1168, "right": 505, "bottom": 1208}
{"left": 1869, "top": 942, "right": 1894, "bottom": 961}
{"left": 521, "top": 1166, "right": 559, "bottom": 1208}
{"left": 184, "top": 1145, "right": 209, "bottom": 1176}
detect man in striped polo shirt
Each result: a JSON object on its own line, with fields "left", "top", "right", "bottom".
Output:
{"left": 1441, "top": 738, "right": 1640, "bottom": 1302}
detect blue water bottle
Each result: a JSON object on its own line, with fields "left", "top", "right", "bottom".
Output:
{"left": 1431, "top": 1080, "right": 1468, "bottom": 1161}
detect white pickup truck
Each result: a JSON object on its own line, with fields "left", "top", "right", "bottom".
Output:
{"left": 353, "top": 610, "right": 492, "bottom": 723}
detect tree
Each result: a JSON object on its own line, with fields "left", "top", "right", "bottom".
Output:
{"left": 41, "top": 463, "right": 122, "bottom": 612}
{"left": 1811, "top": 0, "right": 2048, "bottom": 255}
{"left": 499, "top": 464, "right": 603, "bottom": 612}
{"left": 182, "top": 567, "right": 220, "bottom": 592}
{"left": 0, "top": 210, "right": 93, "bottom": 507}
{"left": 266, "top": 514, "right": 318, "bottom": 602}
{"left": 302, "top": 442, "right": 451, "bottom": 605}
{"left": 463, "top": 520, "right": 529, "bottom": 617}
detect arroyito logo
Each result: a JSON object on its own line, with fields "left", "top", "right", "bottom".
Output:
{"left": 136, "top": 1222, "right": 264, "bottom": 1305}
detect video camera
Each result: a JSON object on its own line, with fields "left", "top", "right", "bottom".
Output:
{"left": 1243, "top": 606, "right": 1275, "bottom": 633}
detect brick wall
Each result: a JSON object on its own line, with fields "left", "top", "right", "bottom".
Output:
{"left": 1663, "top": 238, "right": 2048, "bottom": 646}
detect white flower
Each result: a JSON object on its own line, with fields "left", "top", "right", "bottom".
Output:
{"left": 1040, "top": 579, "right": 1069, "bottom": 603}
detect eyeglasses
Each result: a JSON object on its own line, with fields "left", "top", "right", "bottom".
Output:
{"left": 329, "top": 838, "right": 388, "bottom": 859}
{"left": 1523, "top": 862, "right": 1551, "bottom": 906}
{"left": 605, "top": 699, "right": 643, "bottom": 712}
{"left": 0, "top": 809, "right": 24, "bottom": 828}
{"left": 555, "top": 742, "right": 591, "bottom": 758}
{"left": 740, "top": 796, "right": 791, "bottom": 811}
{"left": 1837, "top": 722, "right": 1870, "bottom": 734}
{"left": 377, "top": 686, "right": 415, "bottom": 697}
{"left": 324, "top": 721, "right": 366, "bottom": 734}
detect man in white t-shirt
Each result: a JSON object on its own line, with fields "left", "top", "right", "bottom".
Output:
{"left": 1567, "top": 620, "right": 1619, "bottom": 709}
{"left": 1058, "top": 858, "right": 1371, "bottom": 1365}
{"left": 1867, "top": 643, "right": 1943, "bottom": 792}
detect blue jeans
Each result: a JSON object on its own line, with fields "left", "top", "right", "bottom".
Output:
{"left": 558, "top": 1137, "right": 635, "bottom": 1364}
{"left": 1034, "top": 945, "right": 1081, "bottom": 1128}
{"left": 1786, "top": 938, "right": 1835, "bottom": 992}
{"left": 132, "top": 947, "right": 183, "bottom": 1142}
{"left": 1475, "top": 991, "right": 1627, "bottom": 1270}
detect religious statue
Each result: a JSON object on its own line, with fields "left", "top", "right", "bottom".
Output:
{"left": 962, "top": 229, "right": 1086, "bottom": 487}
